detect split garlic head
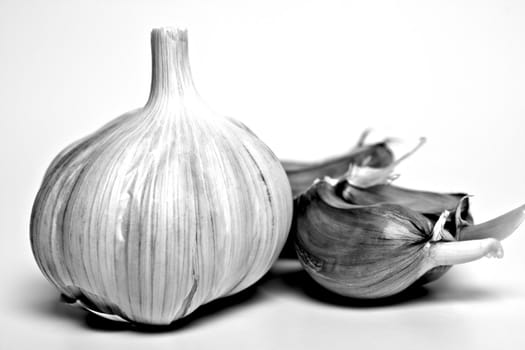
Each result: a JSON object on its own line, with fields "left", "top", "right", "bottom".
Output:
{"left": 30, "top": 28, "right": 293, "bottom": 325}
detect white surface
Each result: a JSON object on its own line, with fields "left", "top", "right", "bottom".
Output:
{"left": 1, "top": 0, "right": 525, "bottom": 349}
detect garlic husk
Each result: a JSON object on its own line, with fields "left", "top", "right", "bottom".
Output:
{"left": 293, "top": 178, "right": 508, "bottom": 299}
{"left": 30, "top": 27, "right": 293, "bottom": 325}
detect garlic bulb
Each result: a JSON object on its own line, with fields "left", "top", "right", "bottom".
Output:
{"left": 30, "top": 27, "right": 293, "bottom": 325}
{"left": 293, "top": 178, "right": 523, "bottom": 299}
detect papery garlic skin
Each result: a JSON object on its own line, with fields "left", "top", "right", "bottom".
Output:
{"left": 30, "top": 28, "right": 293, "bottom": 325}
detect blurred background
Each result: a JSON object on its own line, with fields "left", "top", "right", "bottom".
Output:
{"left": 1, "top": 0, "right": 524, "bottom": 349}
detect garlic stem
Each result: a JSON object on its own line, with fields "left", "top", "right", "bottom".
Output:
{"left": 427, "top": 238, "right": 503, "bottom": 268}
{"left": 147, "top": 28, "right": 197, "bottom": 107}
{"left": 458, "top": 204, "right": 525, "bottom": 241}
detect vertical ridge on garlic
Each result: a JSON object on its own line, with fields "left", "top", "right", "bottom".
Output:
{"left": 30, "top": 27, "right": 293, "bottom": 325}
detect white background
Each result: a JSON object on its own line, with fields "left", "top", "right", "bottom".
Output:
{"left": 1, "top": 0, "right": 525, "bottom": 349}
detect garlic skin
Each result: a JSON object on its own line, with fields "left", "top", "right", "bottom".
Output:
{"left": 30, "top": 28, "right": 293, "bottom": 325}
{"left": 294, "top": 178, "right": 507, "bottom": 299}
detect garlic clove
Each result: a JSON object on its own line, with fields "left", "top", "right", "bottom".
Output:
{"left": 294, "top": 178, "right": 432, "bottom": 298}
{"left": 293, "top": 178, "right": 516, "bottom": 299}
{"left": 282, "top": 129, "right": 395, "bottom": 197}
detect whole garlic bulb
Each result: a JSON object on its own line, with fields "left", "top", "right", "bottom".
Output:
{"left": 30, "top": 27, "right": 293, "bottom": 325}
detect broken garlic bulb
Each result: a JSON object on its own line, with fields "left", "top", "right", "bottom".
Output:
{"left": 30, "top": 27, "right": 293, "bottom": 325}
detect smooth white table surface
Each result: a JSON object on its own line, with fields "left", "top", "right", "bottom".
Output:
{"left": 2, "top": 1, "right": 525, "bottom": 349}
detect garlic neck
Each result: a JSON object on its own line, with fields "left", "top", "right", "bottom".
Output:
{"left": 146, "top": 27, "right": 199, "bottom": 108}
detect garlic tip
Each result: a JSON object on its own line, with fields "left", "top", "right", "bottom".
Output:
{"left": 485, "top": 244, "right": 504, "bottom": 259}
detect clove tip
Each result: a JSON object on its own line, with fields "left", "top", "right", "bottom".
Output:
{"left": 484, "top": 238, "right": 504, "bottom": 259}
